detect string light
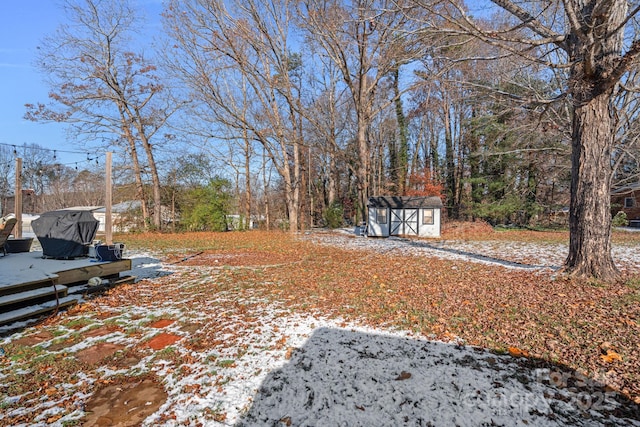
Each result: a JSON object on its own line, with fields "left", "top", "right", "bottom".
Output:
{"left": 0, "top": 142, "right": 105, "bottom": 168}
{"left": 0, "top": 142, "right": 95, "bottom": 157}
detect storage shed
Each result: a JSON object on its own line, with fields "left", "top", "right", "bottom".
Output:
{"left": 367, "top": 196, "right": 443, "bottom": 238}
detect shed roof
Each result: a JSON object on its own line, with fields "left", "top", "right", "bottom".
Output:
{"left": 368, "top": 196, "right": 443, "bottom": 209}
{"left": 94, "top": 200, "right": 142, "bottom": 214}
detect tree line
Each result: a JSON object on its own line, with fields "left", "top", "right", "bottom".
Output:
{"left": 12, "top": 0, "right": 640, "bottom": 280}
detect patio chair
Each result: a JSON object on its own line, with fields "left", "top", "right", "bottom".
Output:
{"left": 0, "top": 217, "right": 17, "bottom": 256}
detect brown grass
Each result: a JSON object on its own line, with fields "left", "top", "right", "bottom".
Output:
{"left": 118, "top": 229, "right": 640, "bottom": 403}
{"left": 3, "top": 227, "right": 638, "bottom": 424}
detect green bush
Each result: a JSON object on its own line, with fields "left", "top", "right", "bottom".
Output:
{"left": 612, "top": 211, "right": 629, "bottom": 227}
{"left": 181, "top": 177, "right": 232, "bottom": 232}
{"left": 323, "top": 202, "right": 344, "bottom": 229}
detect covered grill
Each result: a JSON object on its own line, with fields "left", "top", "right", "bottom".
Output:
{"left": 32, "top": 210, "right": 99, "bottom": 259}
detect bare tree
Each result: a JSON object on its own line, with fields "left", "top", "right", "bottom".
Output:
{"left": 299, "top": 0, "right": 423, "bottom": 221}
{"left": 70, "top": 168, "right": 105, "bottom": 207}
{"left": 302, "top": 54, "right": 353, "bottom": 211}
{"left": 25, "top": 0, "right": 177, "bottom": 230}
{"left": 412, "top": 0, "right": 640, "bottom": 280}
{"left": 165, "top": 0, "right": 307, "bottom": 231}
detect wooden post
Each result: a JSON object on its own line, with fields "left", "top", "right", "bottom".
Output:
{"left": 105, "top": 152, "right": 113, "bottom": 245}
{"left": 14, "top": 158, "right": 22, "bottom": 238}
{"left": 309, "top": 146, "right": 313, "bottom": 229}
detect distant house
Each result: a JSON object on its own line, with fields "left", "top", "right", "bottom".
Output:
{"left": 367, "top": 196, "right": 443, "bottom": 238}
{"left": 93, "top": 201, "right": 143, "bottom": 232}
{"left": 611, "top": 184, "right": 640, "bottom": 226}
{"left": 226, "top": 214, "right": 262, "bottom": 230}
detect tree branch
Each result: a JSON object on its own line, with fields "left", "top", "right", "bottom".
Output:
{"left": 490, "top": 0, "right": 566, "bottom": 51}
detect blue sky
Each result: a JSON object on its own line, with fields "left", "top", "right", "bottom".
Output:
{"left": 0, "top": 0, "right": 162, "bottom": 166}
{"left": 0, "top": 2, "right": 69, "bottom": 160}
{"left": 0, "top": 0, "right": 495, "bottom": 167}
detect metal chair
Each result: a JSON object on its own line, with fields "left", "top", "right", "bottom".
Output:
{"left": 0, "top": 218, "right": 17, "bottom": 256}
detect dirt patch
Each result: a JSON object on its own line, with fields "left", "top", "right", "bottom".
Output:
{"left": 149, "top": 319, "right": 174, "bottom": 328}
{"left": 48, "top": 338, "right": 81, "bottom": 352}
{"left": 83, "top": 326, "right": 119, "bottom": 338}
{"left": 146, "top": 332, "right": 181, "bottom": 350}
{"left": 11, "top": 330, "right": 54, "bottom": 347}
{"left": 114, "top": 352, "right": 142, "bottom": 368}
{"left": 76, "top": 343, "right": 125, "bottom": 365}
{"left": 83, "top": 376, "right": 167, "bottom": 426}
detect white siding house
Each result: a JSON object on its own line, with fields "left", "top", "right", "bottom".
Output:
{"left": 367, "top": 196, "right": 443, "bottom": 238}
{"left": 93, "top": 201, "right": 142, "bottom": 232}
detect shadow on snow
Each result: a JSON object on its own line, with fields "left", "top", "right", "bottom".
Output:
{"left": 238, "top": 327, "right": 639, "bottom": 426}
{"left": 402, "top": 237, "right": 560, "bottom": 271}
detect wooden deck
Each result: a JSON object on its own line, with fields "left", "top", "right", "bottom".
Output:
{"left": 0, "top": 251, "right": 134, "bottom": 329}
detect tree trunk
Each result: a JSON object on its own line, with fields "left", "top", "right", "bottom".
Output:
{"left": 393, "top": 68, "right": 409, "bottom": 194}
{"left": 297, "top": 138, "right": 308, "bottom": 230}
{"left": 122, "top": 122, "right": 149, "bottom": 230}
{"left": 328, "top": 146, "right": 337, "bottom": 206}
{"left": 282, "top": 152, "right": 299, "bottom": 232}
{"left": 139, "top": 132, "right": 162, "bottom": 231}
{"left": 565, "top": 93, "right": 619, "bottom": 280}
{"left": 244, "top": 135, "right": 252, "bottom": 230}
{"left": 262, "top": 146, "right": 271, "bottom": 231}
{"left": 357, "top": 118, "right": 370, "bottom": 223}
{"left": 429, "top": 123, "right": 439, "bottom": 180}
{"left": 468, "top": 135, "right": 481, "bottom": 215}
{"left": 443, "top": 102, "right": 457, "bottom": 218}
{"left": 525, "top": 158, "right": 537, "bottom": 225}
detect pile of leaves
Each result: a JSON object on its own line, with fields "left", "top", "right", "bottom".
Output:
{"left": 442, "top": 219, "right": 496, "bottom": 238}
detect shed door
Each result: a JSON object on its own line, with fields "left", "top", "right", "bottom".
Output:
{"left": 404, "top": 209, "right": 418, "bottom": 235}
{"left": 390, "top": 209, "right": 418, "bottom": 236}
{"left": 390, "top": 209, "right": 403, "bottom": 235}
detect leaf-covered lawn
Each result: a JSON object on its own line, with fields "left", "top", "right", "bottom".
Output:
{"left": 1, "top": 228, "right": 639, "bottom": 425}
{"left": 124, "top": 229, "right": 640, "bottom": 401}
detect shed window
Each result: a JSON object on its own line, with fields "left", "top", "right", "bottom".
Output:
{"left": 375, "top": 208, "right": 387, "bottom": 224}
{"left": 423, "top": 209, "right": 434, "bottom": 225}
{"left": 625, "top": 197, "right": 635, "bottom": 208}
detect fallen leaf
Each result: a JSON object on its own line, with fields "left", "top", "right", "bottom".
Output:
{"left": 395, "top": 371, "right": 411, "bottom": 380}
{"left": 508, "top": 347, "right": 529, "bottom": 358}
{"left": 47, "top": 415, "right": 63, "bottom": 423}
{"left": 279, "top": 416, "right": 292, "bottom": 426}
{"left": 285, "top": 347, "right": 295, "bottom": 360}
{"left": 600, "top": 350, "right": 622, "bottom": 363}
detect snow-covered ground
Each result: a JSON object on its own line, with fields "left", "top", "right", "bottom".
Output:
{"left": 1, "top": 233, "right": 640, "bottom": 426}
{"left": 303, "top": 228, "right": 640, "bottom": 273}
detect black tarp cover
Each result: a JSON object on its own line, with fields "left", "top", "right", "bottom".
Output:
{"left": 32, "top": 210, "right": 99, "bottom": 258}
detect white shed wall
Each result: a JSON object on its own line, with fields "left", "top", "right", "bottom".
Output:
{"left": 367, "top": 208, "right": 389, "bottom": 237}
{"left": 417, "top": 208, "right": 441, "bottom": 238}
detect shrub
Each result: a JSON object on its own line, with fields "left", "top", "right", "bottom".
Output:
{"left": 323, "top": 202, "right": 344, "bottom": 229}
{"left": 181, "top": 177, "right": 232, "bottom": 232}
{"left": 612, "top": 211, "right": 629, "bottom": 227}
